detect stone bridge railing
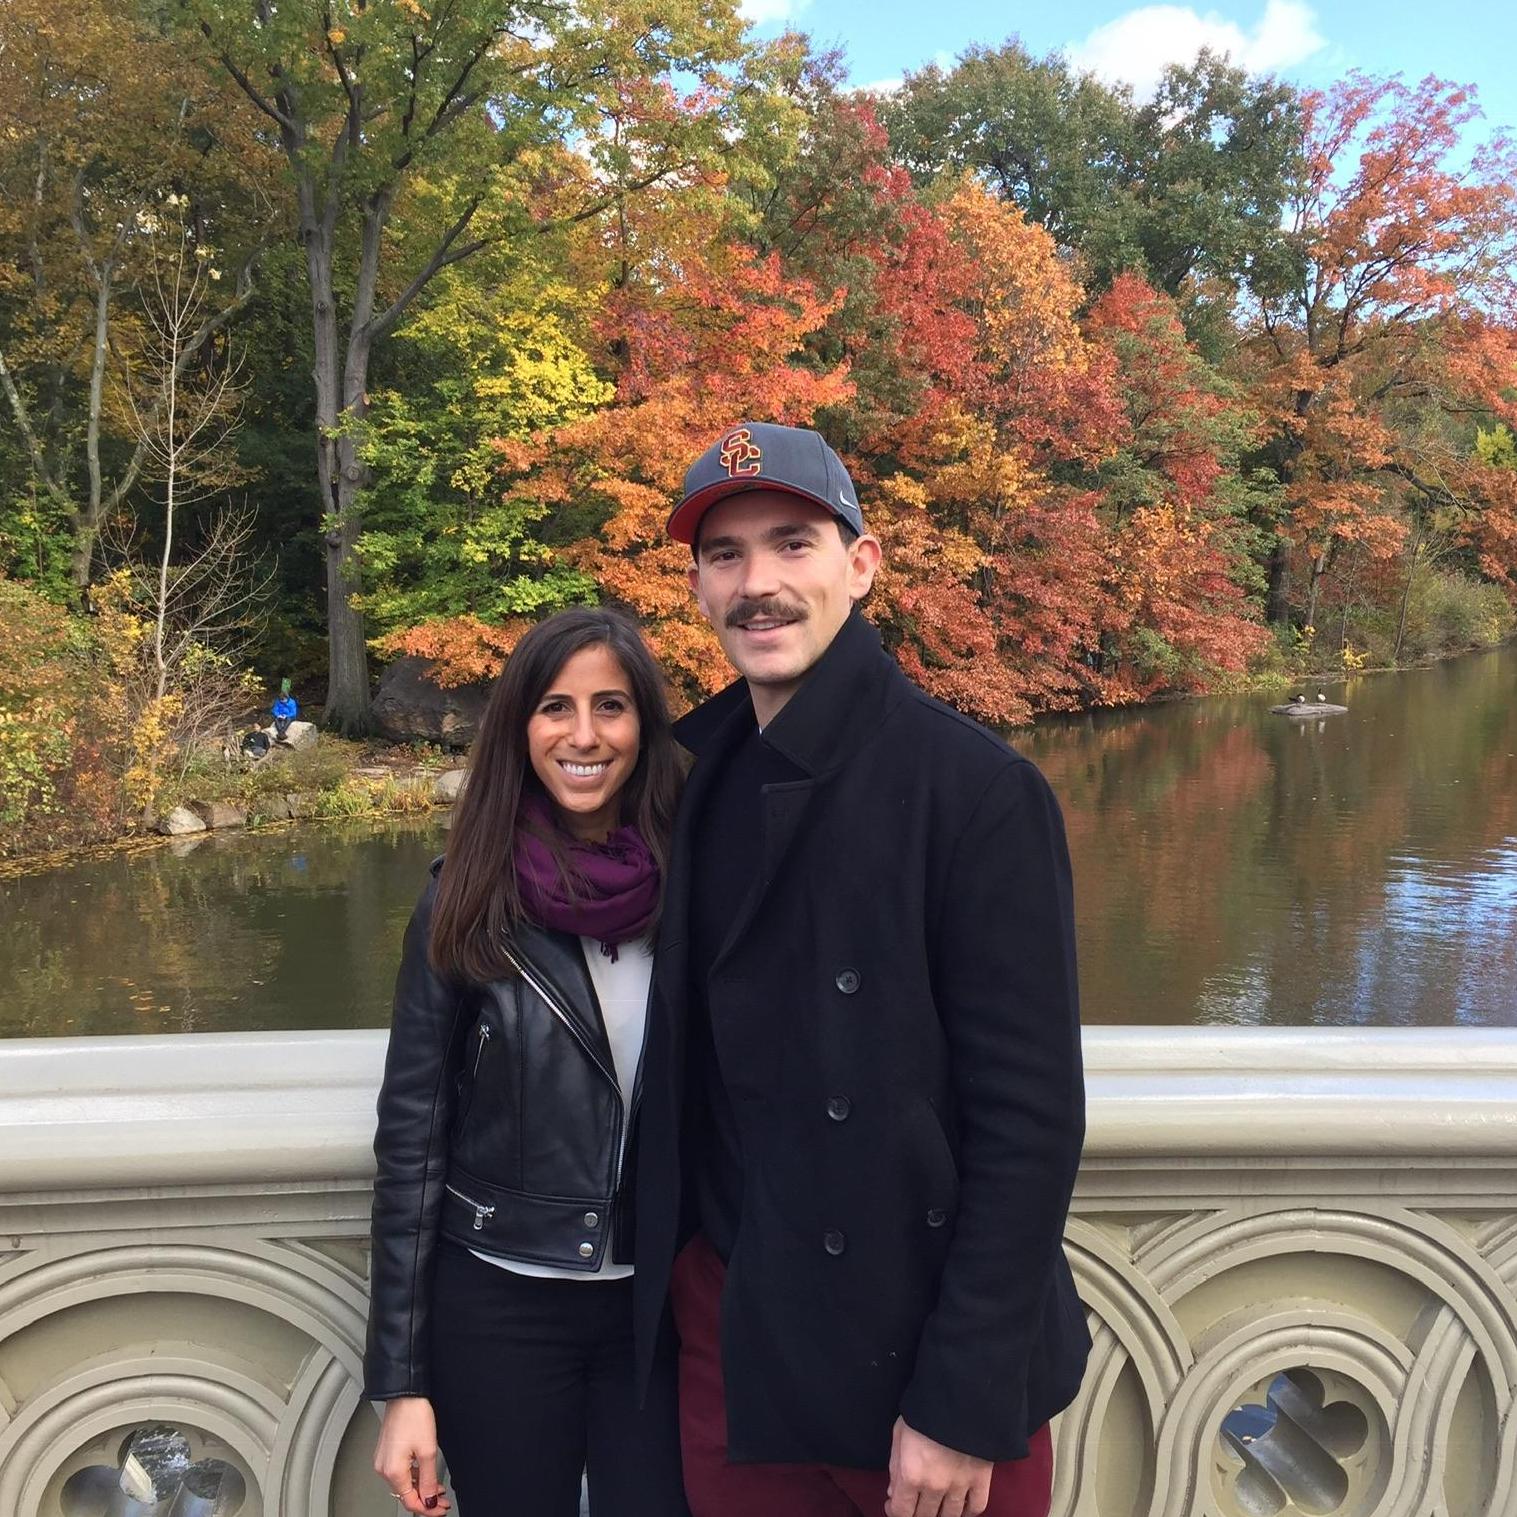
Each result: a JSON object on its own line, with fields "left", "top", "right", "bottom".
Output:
{"left": 0, "top": 1027, "right": 1512, "bottom": 1517}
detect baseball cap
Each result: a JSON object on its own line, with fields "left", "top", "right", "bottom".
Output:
{"left": 667, "top": 422, "right": 864, "bottom": 545}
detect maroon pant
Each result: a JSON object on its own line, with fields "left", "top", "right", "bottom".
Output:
{"left": 669, "top": 1235, "right": 1053, "bottom": 1517}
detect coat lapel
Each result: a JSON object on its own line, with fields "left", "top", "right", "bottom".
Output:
{"left": 707, "top": 611, "right": 907, "bottom": 969}
{"left": 510, "top": 929, "right": 615, "bottom": 1069}
{"left": 711, "top": 776, "right": 817, "bottom": 973}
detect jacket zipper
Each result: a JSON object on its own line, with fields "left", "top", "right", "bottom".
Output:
{"left": 501, "top": 940, "right": 627, "bottom": 1198}
{"left": 471, "top": 1020, "right": 491, "bottom": 1077}
{"left": 445, "top": 1182, "right": 496, "bottom": 1231}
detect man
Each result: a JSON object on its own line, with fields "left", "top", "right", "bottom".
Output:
{"left": 272, "top": 678, "right": 298, "bottom": 742}
{"left": 632, "top": 422, "right": 1089, "bottom": 1517}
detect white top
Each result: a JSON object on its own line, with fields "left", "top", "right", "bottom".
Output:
{"left": 473, "top": 936, "right": 651, "bottom": 1281}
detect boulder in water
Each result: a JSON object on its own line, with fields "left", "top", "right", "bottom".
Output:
{"left": 1270, "top": 699, "right": 1348, "bottom": 717}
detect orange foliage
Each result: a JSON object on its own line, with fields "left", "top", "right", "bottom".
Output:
{"left": 417, "top": 78, "right": 1515, "bottom": 722}
{"left": 500, "top": 207, "right": 853, "bottom": 697}
{"left": 1245, "top": 75, "right": 1517, "bottom": 610}
{"left": 1087, "top": 275, "right": 1271, "bottom": 688}
{"left": 863, "top": 194, "right": 1264, "bottom": 720}
{"left": 379, "top": 617, "right": 533, "bottom": 688}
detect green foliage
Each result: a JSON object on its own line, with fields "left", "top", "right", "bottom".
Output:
{"left": 232, "top": 242, "right": 326, "bottom": 686}
{"left": 882, "top": 44, "right": 1298, "bottom": 300}
{"left": 352, "top": 264, "right": 608, "bottom": 636}
{"left": 884, "top": 42, "right": 1135, "bottom": 251}
{"left": 0, "top": 480, "right": 77, "bottom": 599}
{"left": 1400, "top": 569, "right": 1515, "bottom": 662}
{"left": 1128, "top": 54, "right": 1302, "bottom": 296}
{"left": 0, "top": 581, "right": 104, "bottom": 846}
{"left": 1476, "top": 426, "right": 1517, "bottom": 471}
{"left": 177, "top": 738, "right": 355, "bottom": 805}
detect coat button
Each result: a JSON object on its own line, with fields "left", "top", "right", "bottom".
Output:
{"left": 823, "top": 1229, "right": 847, "bottom": 1256}
{"left": 926, "top": 1208, "right": 948, "bottom": 1228}
{"left": 826, "top": 1096, "right": 852, "bottom": 1122}
{"left": 835, "top": 968, "right": 861, "bottom": 995}
{"left": 583, "top": 1211, "right": 600, "bottom": 1228}
{"left": 579, "top": 1242, "right": 595, "bottom": 1259}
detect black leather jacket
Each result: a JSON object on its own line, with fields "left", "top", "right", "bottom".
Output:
{"left": 363, "top": 862, "right": 641, "bottom": 1400}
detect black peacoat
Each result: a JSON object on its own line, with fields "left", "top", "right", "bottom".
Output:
{"left": 632, "top": 608, "right": 1091, "bottom": 1470}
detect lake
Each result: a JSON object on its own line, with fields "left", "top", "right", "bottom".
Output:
{"left": 3, "top": 645, "right": 1513, "bottom": 1036}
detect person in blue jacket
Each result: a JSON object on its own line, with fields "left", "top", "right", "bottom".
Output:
{"left": 272, "top": 679, "right": 298, "bottom": 742}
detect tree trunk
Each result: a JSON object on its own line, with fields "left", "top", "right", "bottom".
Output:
{"left": 304, "top": 228, "right": 372, "bottom": 736}
{"left": 1303, "top": 551, "right": 1326, "bottom": 636}
{"left": 72, "top": 263, "right": 116, "bottom": 589}
{"left": 1265, "top": 540, "right": 1291, "bottom": 627}
{"left": 323, "top": 450, "right": 372, "bottom": 735}
{"left": 1392, "top": 524, "right": 1422, "bottom": 665}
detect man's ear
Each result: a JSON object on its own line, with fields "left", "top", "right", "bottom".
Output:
{"left": 688, "top": 562, "right": 709, "bottom": 619}
{"left": 846, "top": 534, "right": 883, "bottom": 601}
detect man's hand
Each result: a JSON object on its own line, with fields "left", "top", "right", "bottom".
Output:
{"left": 885, "top": 1416, "right": 993, "bottom": 1517}
{"left": 373, "top": 1397, "right": 451, "bottom": 1514}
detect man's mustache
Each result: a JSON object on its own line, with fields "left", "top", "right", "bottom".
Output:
{"left": 725, "top": 598, "right": 807, "bottom": 630}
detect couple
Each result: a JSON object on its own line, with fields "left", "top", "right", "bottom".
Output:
{"left": 363, "top": 423, "right": 1091, "bottom": 1517}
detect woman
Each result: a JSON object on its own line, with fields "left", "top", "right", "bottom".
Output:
{"left": 364, "top": 608, "right": 687, "bottom": 1517}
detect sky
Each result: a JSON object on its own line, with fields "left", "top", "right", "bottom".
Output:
{"left": 742, "top": 0, "right": 1517, "bottom": 137}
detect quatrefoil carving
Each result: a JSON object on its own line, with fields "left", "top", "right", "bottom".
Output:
{"left": 1220, "top": 1368, "right": 1370, "bottom": 1516}
{"left": 60, "top": 1426, "right": 247, "bottom": 1516}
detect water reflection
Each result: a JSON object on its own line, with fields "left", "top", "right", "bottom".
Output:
{"left": 3, "top": 646, "right": 1514, "bottom": 1034}
{"left": 1020, "top": 644, "right": 1517, "bottom": 1026}
{"left": 0, "top": 818, "right": 447, "bottom": 1037}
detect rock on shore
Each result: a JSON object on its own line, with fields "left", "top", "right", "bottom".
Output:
{"left": 189, "top": 800, "right": 247, "bottom": 830}
{"left": 158, "top": 806, "right": 207, "bottom": 836}
{"left": 372, "top": 658, "right": 492, "bottom": 749}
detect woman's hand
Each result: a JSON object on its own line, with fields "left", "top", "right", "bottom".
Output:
{"left": 373, "top": 1397, "right": 451, "bottom": 1514}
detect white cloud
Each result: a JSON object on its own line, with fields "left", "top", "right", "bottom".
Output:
{"left": 1067, "top": 0, "right": 1325, "bottom": 100}
{"left": 851, "top": 77, "right": 904, "bottom": 96}
{"left": 738, "top": 0, "right": 807, "bottom": 25}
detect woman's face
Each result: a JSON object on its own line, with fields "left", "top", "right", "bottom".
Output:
{"left": 526, "top": 643, "right": 641, "bottom": 842}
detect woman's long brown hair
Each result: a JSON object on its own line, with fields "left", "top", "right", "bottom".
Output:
{"left": 428, "top": 608, "right": 683, "bottom": 982}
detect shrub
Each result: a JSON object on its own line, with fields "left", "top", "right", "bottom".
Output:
{"left": 1400, "top": 570, "right": 1515, "bottom": 662}
{"left": 0, "top": 580, "right": 118, "bottom": 852}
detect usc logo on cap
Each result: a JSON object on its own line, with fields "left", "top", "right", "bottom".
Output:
{"left": 719, "top": 427, "right": 762, "bottom": 479}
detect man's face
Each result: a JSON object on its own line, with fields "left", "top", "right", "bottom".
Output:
{"left": 688, "top": 491, "right": 881, "bottom": 720}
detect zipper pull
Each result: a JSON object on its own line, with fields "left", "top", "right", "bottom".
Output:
{"left": 472, "top": 1021, "right": 491, "bottom": 1076}
{"left": 470, "top": 1201, "right": 495, "bottom": 1232}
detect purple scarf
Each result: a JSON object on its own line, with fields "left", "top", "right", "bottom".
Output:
{"left": 513, "top": 795, "right": 659, "bottom": 958}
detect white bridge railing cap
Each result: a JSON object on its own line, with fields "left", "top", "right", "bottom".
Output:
{"left": 0, "top": 1025, "right": 1514, "bottom": 1195}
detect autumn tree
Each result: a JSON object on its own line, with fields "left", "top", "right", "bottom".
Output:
{"left": 859, "top": 181, "right": 1120, "bottom": 723}
{"left": 833, "top": 183, "right": 1269, "bottom": 719}
{"left": 188, "top": 0, "right": 783, "bottom": 731}
{"left": 0, "top": 0, "right": 268, "bottom": 592}
{"left": 416, "top": 190, "right": 852, "bottom": 698}
{"left": 1241, "top": 73, "right": 1517, "bottom": 634}
{"left": 1084, "top": 273, "right": 1270, "bottom": 690}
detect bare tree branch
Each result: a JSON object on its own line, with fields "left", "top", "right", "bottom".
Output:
{"left": 366, "top": 196, "right": 485, "bottom": 342}
{"left": 0, "top": 346, "right": 72, "bottom": 510}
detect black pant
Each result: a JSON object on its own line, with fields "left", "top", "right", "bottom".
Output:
{"left": 429, "top": 1241, "right": 688, "bottom": 1517}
